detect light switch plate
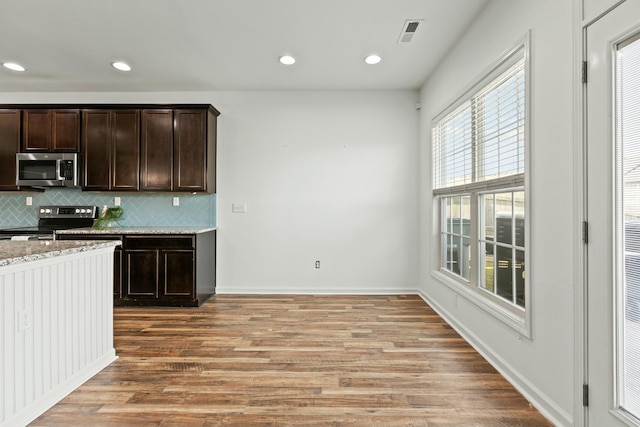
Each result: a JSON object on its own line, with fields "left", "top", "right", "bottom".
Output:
{"left": 232, "top": 203, "right": 246, "bottom": 213}
{"left": 173, "top": 197, "right": 180, "bottom": 207}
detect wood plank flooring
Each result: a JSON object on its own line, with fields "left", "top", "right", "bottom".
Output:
{"left": 30, "top": 295, "right": 553, "bottom": 427}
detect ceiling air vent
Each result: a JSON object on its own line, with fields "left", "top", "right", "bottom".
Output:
{"left": 397, "top": 19, "right": 423, "bottom": 44}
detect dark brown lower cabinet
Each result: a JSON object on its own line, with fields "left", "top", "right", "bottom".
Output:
{"left": 164, "top": 250, "right": 194, "bottom": 296}
{"left": 113, "top": 245, "right": 123, "bottom": 299}
{"left": 126, "top": 249, "right": 159, "bottom": 297}
{"left": 57, "top": 230, "right": 215, "bottom": 307}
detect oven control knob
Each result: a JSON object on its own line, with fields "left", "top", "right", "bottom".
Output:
{"left": 40, "top": 208, "right": 45, "bottom": 214}
{"left": 75, "top": 208, "right": 80, "bottom": 214}
{"left": 80, "top": 209, "right": 86, "bottom": 214}
{"left": 45, "top": 208, "right": 52, "bottom": 214}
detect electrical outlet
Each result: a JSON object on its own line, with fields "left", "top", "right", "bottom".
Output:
{"left": 114, "top": 196, "right": 121, "bottom": 206}
{"left": 26, "top": 196, "right": 32, "bottom": 206}
{"left": 173, "top": 197, "right": 180, "bottom": 207}
{"left": 232, "top": 203, "right": 246, "bottom": 213}
{"left": 18, "top": 310, "right": 32, "bottom": 332}
{"left": 315, "top": 260, "right": 320, "bottom": 269}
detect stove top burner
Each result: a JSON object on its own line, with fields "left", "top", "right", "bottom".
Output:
{"left": 0, "top": 205, "right": 98, "bottom": 240}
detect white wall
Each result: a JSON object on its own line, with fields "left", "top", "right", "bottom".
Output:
{"left": 216, "top": 91, "right": 419, "bottom": 293}
{"left": 1, "top": 90, "right": 420, "bottom": 294}
{"left": 417, "top": 0, "right": 575, "bottom": 426}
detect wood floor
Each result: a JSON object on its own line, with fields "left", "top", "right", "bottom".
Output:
{"left": 30, "top": 295, "right": 553, "bottom": 427}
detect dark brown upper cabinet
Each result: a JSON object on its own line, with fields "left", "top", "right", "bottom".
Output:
{"left": 141, "top": 109, "right": 174, "bottom": 191}
{"left": 174, "top": 109, "right": 216, "bottom": 193}
{"left": 82, "top": 109, "right": 140, "bottom": 191}
{"left": 0, "top": 109, "right": 21, "bottom": 191}
{"left": 22, "top": 109, "right": 80, "bottom": 152}
{"left": 1, "top": 103, "right": 218, "bottom": 193}
{"left": 141, "top": 107, "right": 217, "bottom": 193}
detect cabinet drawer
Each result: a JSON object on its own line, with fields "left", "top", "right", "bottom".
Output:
{"left": 125, "top": 236, "right": 194, "bottom": 250}
{"left": 57, "top": 234, "right": 122, "bottom": 244}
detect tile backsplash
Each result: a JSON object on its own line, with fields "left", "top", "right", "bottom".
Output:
{"left": 0, "top": 189, "right": 216, "bottom": 228}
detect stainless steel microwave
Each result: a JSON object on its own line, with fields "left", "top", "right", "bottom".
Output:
{"left": 16, "top": 152, "right": 80, "bottom": 187}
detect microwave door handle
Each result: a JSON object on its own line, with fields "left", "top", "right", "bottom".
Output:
{"left": 56, "top": 159, "right": 64, "bottom": 180}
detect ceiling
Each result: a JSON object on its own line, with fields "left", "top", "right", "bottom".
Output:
{"left": 0, "top": 0, "right": 489, "bottom": 92}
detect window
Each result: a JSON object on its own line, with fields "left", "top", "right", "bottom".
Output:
{"left": 616, "top": 32, "right": 640, "bottom": 420}
{"left": 432, "top": 38, "right": 529, "bottom": 329}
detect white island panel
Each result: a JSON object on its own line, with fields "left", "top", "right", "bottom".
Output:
{"left": 1, "top": 244, "right": 117, "bottom": 427}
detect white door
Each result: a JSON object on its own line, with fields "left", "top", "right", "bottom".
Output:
{"left": 586, "top": 0, "right": 640, "bottom": 425}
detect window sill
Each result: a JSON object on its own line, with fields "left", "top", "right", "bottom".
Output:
{"left": 430, "top": 269, "right": 531, "bottom": 339}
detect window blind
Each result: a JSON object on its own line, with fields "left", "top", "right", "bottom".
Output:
{"left": 616, "top": 33, "right": 640, "bottom": 419}
{"left": 433, "top": 52, "right": 526, "bottom": 192}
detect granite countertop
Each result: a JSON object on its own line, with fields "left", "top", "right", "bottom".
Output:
{"left": 56, "top": 226, "right": 217, "bottom": 235}
{"left": 0, "top": 240, "right": 121, "bottom": 267}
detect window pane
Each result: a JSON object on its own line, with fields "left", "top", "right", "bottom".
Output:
{"left": 483, "top": 193, "right": 495, "bottom": 241}
{"left": 433, "top": 104, "right": 474, "bottom": 189}
{"left": 496, "top": 192, "right": 513, "bottom": 245}
{"left": 480, "top": 190, "right": 524, "bottom": 307}
{"left": 514, "top": 191, "right": 525, "bottom": 247}
{"left": 453, "top": 196, "right": 462, "bottom": 234}
{"left": 462, "top": 195, "right": 471, "bottom": 230}
{"left": 441, "top": 195, "right": 471, "bottom": 280}
{"left": 496, "top": 246, "right": 513, "bottom": 301}
{"left": 475, "top": 60, "right": 526, "bottom": 182}
{"left": 445, "top": 234, "right": 454, "bottom": 272}
{"left": 617, "top": 33, "right": 640, "bottom": 418}
{"left": 445, "top": 197, "right": 452, "bottom": 233}
{"left": 483, "top": 243, "right": 495, "bottom": 292}
{"left": 433, "top": 54, "right": 525, "bottom": 189}
{"left": 461, "top": 236, "right": 471, "bottom": 280}
{"left": 516, "top": 249, "right": 525, "bottom": 308}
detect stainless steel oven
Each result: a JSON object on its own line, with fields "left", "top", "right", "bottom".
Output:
{"left": 0, "top": 205, "right": 97, "bottom": 240}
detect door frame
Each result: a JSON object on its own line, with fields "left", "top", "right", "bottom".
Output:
{"left": 575, "top": 0, "right": 587, "bottom": 425}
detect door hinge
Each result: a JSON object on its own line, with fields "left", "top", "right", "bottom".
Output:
{"left": 583, "top": 221, "right": 589, "bottom": 244}
{"left": 582, "top": 61, "right": 588, "bottom": 84}
{"left": 583, "top": 384, "right": 589, "bottom": 407}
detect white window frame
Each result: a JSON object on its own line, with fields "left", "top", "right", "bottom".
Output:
{"left": 430, "top": 33, "right": 532, "bottom": 337}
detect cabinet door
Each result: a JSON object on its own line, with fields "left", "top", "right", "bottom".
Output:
{"left": 141, "top": 109, "right": 173, "bottom": 191}
{"left": 112, "top": 110, "right": 140, "bottom": 190}
{"left": 52, "top": 109, "right": 80, "bottom": 152}
{"left": 126, "top": 250, "right": 159, "bottom": 297}
{"left": 162, "top": 250, "right": 195, "bottom": 296}
{"left": 82, "top": 110, "right": 111, "bottom": 190}
{"left": 0, "top": 110, "right": 20, "bottom": 191}
{"left": 174, "top": 109, "right": 207, "bottom": 192}
{"left": 22, "top": 109, "right": 51, "bottom": 151}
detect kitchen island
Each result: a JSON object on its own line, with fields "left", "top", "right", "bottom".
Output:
{"left": 0, "top": 240, "right": 119, "bottom": 427}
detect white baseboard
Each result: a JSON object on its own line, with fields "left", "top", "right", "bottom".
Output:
{"left": 215, "top": 286, "right": 417, "bottom": 295}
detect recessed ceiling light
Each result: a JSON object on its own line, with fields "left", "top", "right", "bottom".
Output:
{"left": 2, "top": 62, "right": 26, "bottom": 72}
{"left": 111, "top": 61, "right": 132, "bottom": 71}
{"left": 365, "top": 54, "right": 382, "bottom": 65}
{"left": 278, "top": 55, "right": 296, "bottom": 65}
